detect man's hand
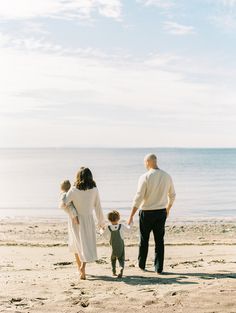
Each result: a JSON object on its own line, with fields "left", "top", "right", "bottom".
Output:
{"left": 127, "top": 207, "right": 138, "bottom": 225}
{"left": 72, "top": 216, "right": 79, "bottom": 224}
{"left": 127, "top": 216, "right": 133, "bottom": 226}
{"left": 166, "top": 207, "right": 170, "bottom": 218}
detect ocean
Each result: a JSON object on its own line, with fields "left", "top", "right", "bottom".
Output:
{"left": 0, "top": 148, "right": 235, "bottom": 220}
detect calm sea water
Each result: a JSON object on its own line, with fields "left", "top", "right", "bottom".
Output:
{"left": 0, "top": 148, "right": 235, "bottom": 220}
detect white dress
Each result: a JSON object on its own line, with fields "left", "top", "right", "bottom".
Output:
{"left": 60, "top": 187, "right": 105, "bottom": 263}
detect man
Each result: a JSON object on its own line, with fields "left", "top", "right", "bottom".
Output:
{"left": 127, "top": 153, "right": 176, "bottom": 274}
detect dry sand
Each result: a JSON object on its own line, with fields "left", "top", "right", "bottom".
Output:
{"left": 1, "top": 218, "right": 236, "bottom": 313}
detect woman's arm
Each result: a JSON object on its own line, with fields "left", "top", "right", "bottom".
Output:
{"left": 94, "top": 189, "right": 105, "bottom": 228}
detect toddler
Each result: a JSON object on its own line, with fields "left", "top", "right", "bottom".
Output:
{"left": 101, "top": 210, "right": 131, "bottom": 278}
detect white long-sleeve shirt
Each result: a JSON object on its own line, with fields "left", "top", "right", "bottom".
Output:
{"left": 100, "top": 223, "right": 131, "bottom": 240}
{"left": 132, "top": 168, "right": 176, "bottom": 211}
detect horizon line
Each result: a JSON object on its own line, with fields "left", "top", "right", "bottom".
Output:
{"left": 0, "top": 146, "right": 236, "bottom": 149}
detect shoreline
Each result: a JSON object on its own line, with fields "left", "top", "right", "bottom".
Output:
{"left": 1, "top": 219, "right": 235, "bottom": 248}
{"left": 1, "top": 214, "right": 236, "bottom": 223}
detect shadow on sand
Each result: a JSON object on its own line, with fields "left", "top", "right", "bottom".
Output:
{"left": 88, "top": 271, "right": 236, "bottom": 286}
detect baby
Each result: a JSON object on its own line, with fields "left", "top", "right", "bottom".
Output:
{"left": 60, "top": 180, "right": 79, "bottom": 224}
{"left": 101, "top": 210, "right": 131, "bottom": 278}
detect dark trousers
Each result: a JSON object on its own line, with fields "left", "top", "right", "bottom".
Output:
{"left": 138, "top": 209, "right": 167, "bottom": 273}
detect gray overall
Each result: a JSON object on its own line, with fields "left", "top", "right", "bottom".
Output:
{"left": 108, "top": 224, "right": 125, "bottom": 274}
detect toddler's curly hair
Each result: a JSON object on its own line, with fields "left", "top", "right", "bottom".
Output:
{"left": 107, "top": 210, "right": 120, "bottom": 223}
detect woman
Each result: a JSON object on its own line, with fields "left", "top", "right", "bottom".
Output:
{"left": 60, "top": 167, "right": 105, "bottom": 280}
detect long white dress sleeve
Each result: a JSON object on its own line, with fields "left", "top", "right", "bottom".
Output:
{"left": 94, "top": 189, "right": 105, "bottom": 228}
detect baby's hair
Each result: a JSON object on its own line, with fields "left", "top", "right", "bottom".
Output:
{"left": 61, "top": 180, "right": 71, "bottom": 192}
{"left": 107, "top": 210, "right": 120, "bottom": 222}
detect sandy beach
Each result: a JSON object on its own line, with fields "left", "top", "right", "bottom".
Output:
{"left": 1, "top": 218, "right": 236, "bottom": 313}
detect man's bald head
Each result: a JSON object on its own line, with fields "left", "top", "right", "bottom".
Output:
{"left": 144, "top": 153, "right": 158, "bottom": 170}
{"left": 144, "top": 153, "right": 157, "bottom": 162}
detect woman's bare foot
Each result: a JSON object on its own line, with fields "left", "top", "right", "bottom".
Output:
{"left": 80, "top": 274, "right": 86, "bottom": 280}
{"left": 80, "top": 263, "right": 86, "bottom": 280}
{"left": 80, "top": 269, "right": 86, "bottom": 280}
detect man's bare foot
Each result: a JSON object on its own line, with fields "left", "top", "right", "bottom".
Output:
{"left": 113, "top": 272, "right": 117, "bottom": 276}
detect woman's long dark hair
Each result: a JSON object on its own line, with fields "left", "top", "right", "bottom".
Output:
{"left": 75, "top": 167, "right": 96, "bottom": 191}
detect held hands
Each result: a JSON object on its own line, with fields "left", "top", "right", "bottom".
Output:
{"left": 98, "top": 225, "right": 106, "bottom": 235}
{"left": 98, "top": 224, "right": 106, "bottom": 231}
{"left": 72, "top": 216, "right": 79, "bottom": 224}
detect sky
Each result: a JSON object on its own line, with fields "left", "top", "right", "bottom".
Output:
{"left": 0, "top": 0, "right": 236, "bottom": 148}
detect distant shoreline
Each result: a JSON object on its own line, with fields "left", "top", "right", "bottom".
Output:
{"left": 1, "top": 215, "right": 236, "bottom": 224}
{"left": 1, "top": 146, "right": 236, "bottom": 149}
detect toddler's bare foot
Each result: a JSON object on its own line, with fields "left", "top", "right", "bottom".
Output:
{"left": 117, "top": 269, "right": 123, "bottom": 278}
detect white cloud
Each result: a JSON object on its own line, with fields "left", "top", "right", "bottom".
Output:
{"left": 0, "top": 33, "right": 11, "bottom": 46}
{"left": 0, "top": 0, "right": 122, "bottom": 21}
{"left": 20, "top": 22, "right": 50, "bottom": 35}
{"left": 211, "top": 13, "right": 236, "bottom": 30}
{"left": 163, "top": 21, "right": 196, "bottom": 35}
{"left": 97, "top": 0, "right": 122, "bottom": 19}
{"left": 144, "top": 53, "right": 181, "bottom": 67}
{"left": 0, "top": 31, "right": 122, "bottom": 60}
{"left": 209, "top": 0, "right": 236, "bottom": 30}
{"left": 210, "top": 0, "right": 236, "bottom": 31}
{"left": 138, "top": 0, "right": 174, "bottom": 9}
{"left": 0, "top": 38, "right": 236, "bottom": 148}
{"left": 218, "top": 0, "right": 236, "bottom": 6}
{"left": 0, "top": 32, "right": 62, "bottom": 53}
